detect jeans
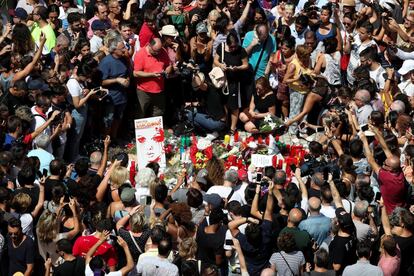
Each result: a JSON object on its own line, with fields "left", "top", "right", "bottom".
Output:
{"left": 288, "top": 89, "right": 306, "bottom": 134}
{"left": 68, "top": 108, "right": 87, "bottom": 162}
{"left": 186, "top": 110, "right": 226, "bottom": 132}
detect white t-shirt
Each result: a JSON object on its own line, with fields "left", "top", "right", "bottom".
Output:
{"left": 369, "top": 65, "right": 386, "bottom": 90}
{"left": 66, "top": 77, "right": 86, "bottom": 113}
{"left": 347, "top": 37, "right": 377, "bottom": 85}
{"left": 30, "top": 106, "right": 53, "bottom": 153}
{"left": 90, "top": 35, "right": 103, "bottom": 54}
{"left": 207, "top": 186, "right": 233, "bottom": 199}
{"left": 85, "top": 264, "right": 122, "bottom": 276}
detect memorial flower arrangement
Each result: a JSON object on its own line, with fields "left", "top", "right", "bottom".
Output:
{"left": 259, "top": 114, "right": 284, "bottom": 133}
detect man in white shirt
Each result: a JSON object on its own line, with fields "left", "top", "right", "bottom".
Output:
{"left": 359, "top": 46, "right": 386, "bottom": 91}
{"left": 137, "top": 238, "right": 179, "bottom": 276}
{"left": 290, "top": 15, "right": 309, "bottom": 46}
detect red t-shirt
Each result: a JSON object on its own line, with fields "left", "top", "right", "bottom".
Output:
{"left": 72, "top": 235, "right": 117, "bottom": 267}
{"left": 378, "top": 168, "right": 407, "bottom": 214}
{"left": 139, "top": 22, "right": 158, "bottom": 48}
{"left": 134, "top": 47, "right": 170, "bottom": 93}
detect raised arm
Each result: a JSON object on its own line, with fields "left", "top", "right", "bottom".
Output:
{"left": 295, "top": 168, "right": 308, "bottom": 200}
{"left": 96, "top": 159, "right": 122, "bottom": 202}
{"left": 97, "top": 136, "right": 111, "bottom": 177}
{"left": 371, "top": 125, "right": 393, "bottom": 158}
{"left": 380, "top": 198, "right": 392, "bottom": 235}
{"left": 250, "top": 184, "right": 263, "bottom": 219}
{"left": 264, "top": 180, "right": 274, "bottom": 222}
{"left": 31, "top": 177, "right": 45, "bottom": 218}
{"left": 328, "top": 176, "right": 343, "bottom": 209}
{"left": 360, "top": 133, "right": 381, "bottom": 175}
{"left": 238, "top": 0, "right": 252, "bottom": 25}
{"left": 117, "top": 237, "right": 135, "bottom": 276}
{"left": 65, "top": 198, "right": 81, "bottom": 240}
{"left": 13, "top": 33, "right": 46, "bottom": 82}
{"left": 85, "top": 230, "right": 110, "bottom": 264}
{"left": 228, "top": 217, "right": 259, "bottom": 237}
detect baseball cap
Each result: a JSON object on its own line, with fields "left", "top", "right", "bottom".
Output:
{"left": 91, "top": 20, "right": 110, "bottom": 31}
{"left": 196, "top": 169, "right": 208, "bottom": 185}
{"left": 14, "top": 8, "right": 28, "bottom": 20}
{"left": 120, "top": 187, "right": 136, "bottom": 203}
{"left": 224, "top": 169, "right": 239, "bottom": 184}
{"left": 398, "top": 60, "right": 414, "bottom": 76}
{"left": 335, "top": 207, "right": 355, "bottom": 231}
{"left": 196, "top": 22, "right": 208, "bottom": 34}
{"left": 28, "top": 78, "right": 50, "bottom": 92}
{"left": 204, "top": 193, "right": 223, "bottom": 209}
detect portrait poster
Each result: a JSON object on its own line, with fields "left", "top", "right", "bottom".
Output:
{"left": 134, "top": 116, "right": 166, "bottom": 170}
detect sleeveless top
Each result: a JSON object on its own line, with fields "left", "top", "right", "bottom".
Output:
{"left": 322, "top": 52, "right": 341, "bottom": 86}
{"left": 0, "top": 73, "right": 14, "bottom": 94}
{"left": 288, "top": 57, "right": 312, "bottom": 94}
{"left": 316, "top": 24, "right": 337, "bottom": 43}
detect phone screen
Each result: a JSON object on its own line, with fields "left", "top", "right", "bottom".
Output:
{"left": 323, "top": 167, "right": 329, "bottom": 181}
{"left": 290, "top": 164, "right": 297, "bottom": 171}
{"left": 225, "top": 239, "right": 234, "bottom": 246}
{"left": 42, "top": 169, "right": 48, "bottom": 177}
{"left": 375, "top": 192, "right": 382, "bottom": 202}
{"left": 256, "top": 173, "right": 262, "bottom": 183}
{"left": 361, "top": 124, "right": 369, "bottom": 131}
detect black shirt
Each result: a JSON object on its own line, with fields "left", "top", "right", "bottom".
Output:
{"left": 53, "top": 257, "right": 85, "bottom": 276}
{"left": 394, "top": 235, "right": 414, "bottom": 276}
{"left": 328, "top": 235, "right": 357, "bottom": 274}
{"left": 7, "top": 235, "right": 35, "bottom": 276}
{"left": 196, "top": 219, "right": 227, "bottom": 271}
{"left": 216, "top": 44, "right": 248, "bottom": 82}
{"left": 254, "top": 92, "right": 275, "bottom": 113}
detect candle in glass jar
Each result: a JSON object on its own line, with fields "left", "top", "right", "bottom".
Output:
{"left": 224, "top": 135, "right": 230, "bottom": 145}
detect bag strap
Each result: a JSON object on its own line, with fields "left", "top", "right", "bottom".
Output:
{"left": 254, "top": 36, "right": 269, "bottom": 74}
{"left": 129, "top": 231, "right": 143, "bottom": 254}
{"left": 221, "top": 42, "right": 230, "bottom": 95}
{"left": 279, "top": 252, "right": 296, "bottom": 276}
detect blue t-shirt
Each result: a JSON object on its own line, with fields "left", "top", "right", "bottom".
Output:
{"left": 242, "top": 31, "right": 276, "bottom": 79}
{"left": 98, "top": 54, "right": 129, "bottom": 105}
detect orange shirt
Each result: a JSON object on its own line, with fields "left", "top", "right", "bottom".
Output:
{"left": 134, "top": 47, "right": 170, "bottom": 93}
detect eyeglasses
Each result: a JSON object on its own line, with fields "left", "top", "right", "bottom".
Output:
{"left": 8, "top": 232, "right": 18, "bottom": 237}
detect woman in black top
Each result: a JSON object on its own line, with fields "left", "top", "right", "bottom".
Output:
{"left": 214, "top": 31, "right": 249, "bottom": 133}
{"left": 239, "top": 77, "right": 276, "bottom": 133}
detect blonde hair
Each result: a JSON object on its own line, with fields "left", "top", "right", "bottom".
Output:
{"left": 178, "top": 237, "right": 198, "bottom": 259}
{"left": 296, "top": 45, "right": 312, "bottom": 61}
{"left": 110, "top": 166, "right": 129, "bottom": 188}
{"left": 12, "top": 193, "right": 32, "bottom": 213}
{"left": 37, "top": 211, "right": 59, "bottom": 243}
{"left": 130, "top": 212, "right": 146, "bottom": 233}
{"left": 149, "top": 178, "right": 161, "bottom": 198}
{"left": 208, "top": 9, "right": 220, "bottom": 19}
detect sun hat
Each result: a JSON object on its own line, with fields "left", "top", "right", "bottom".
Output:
{"left": 159, "top": 25, "right": 179, "bottom": 37}
{"left": 398, "top": 60, "right": 414, "bottom": 76}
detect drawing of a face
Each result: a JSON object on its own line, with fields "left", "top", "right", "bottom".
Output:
{"left": 136, "top": 127, "right": 165, "bottom": 165}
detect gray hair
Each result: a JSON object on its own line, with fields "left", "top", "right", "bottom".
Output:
{"left": 108, "top": 35, "right": 123, "bottom": 53}
{"left": 353, "top": 200, "right": 368, "bottom": 218}
{"left": 357, "top": 89, "right": 371, "bottom": 104}
{"left": 311, "top": 172, "right": 325, "bottom": 187}
{"left": 90, "top": 151, "right": 102, "bottom": 165}
{"left": 34, "top": 133, "right": 50, "bottom": 149}
{"left": 390, "top": 100, "right": 406, "bottom": 114}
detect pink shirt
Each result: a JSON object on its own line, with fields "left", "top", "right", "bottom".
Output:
{"left": 378, "top": 254, "right": 400, "bottom": 276}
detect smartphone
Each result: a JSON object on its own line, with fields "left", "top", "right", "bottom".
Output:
{"left": 290, "top": 164, "right": 297, "bottom": 171}
{"left": 375, "top": 192, "right": 382, "bottom": 202}
{"left": 140, "top": 195, "right": 152, "bottom": 205}
{"left": 361, "top": 124, "right": 369, "bottom": 131}
{"left": 256, "top": 172, "right": 262, "bottom": 183}
{"left": 316, "top": 127, "right": 324, "bottom": 132}
{"left": 46, "top": 252, "right": 50, "bottom": 259}
{"left": 42, "top": 169, "right": 48, "bottom": 178}
{"left": 323, "top": 167, "right": 329, "bottom": 181}
{"left": 225, "top": 239, "right": 234, "bottom": 246}
{"left": 63, "top": 194, "right": 70, "bottom": 203}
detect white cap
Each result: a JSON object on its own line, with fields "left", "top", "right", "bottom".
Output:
{"left": 398, "top": 60, "right": 414, "bottom": 76}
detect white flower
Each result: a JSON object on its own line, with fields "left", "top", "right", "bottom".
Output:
{"left": 264, "top": 114, "right": 273, "bottom": 123}
{"left": 248, "top": 142, "right": 258, "bottom": 149}
{"left": 197, "top": 138, "right": 212, "bottom": 150}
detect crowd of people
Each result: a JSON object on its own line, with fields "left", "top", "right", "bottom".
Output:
{"left": 0, "top": 0, "right": 414, "bottom": 274}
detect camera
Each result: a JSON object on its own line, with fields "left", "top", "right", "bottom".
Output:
{"left": 83, "top": 138, "right": 104, "bottom": 156}
{"left": 177, "top": 60, "right": 198, "bottom": 81}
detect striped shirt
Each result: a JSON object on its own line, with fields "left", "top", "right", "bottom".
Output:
{"left": 269, "top": 251, "right": 305, "bottom": 276}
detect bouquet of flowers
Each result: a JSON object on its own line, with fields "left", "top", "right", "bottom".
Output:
{"left": 259, "top": 114, "right": 284, "bottom": 133}
{"left": 190, "top": 138, "right": 213, "bottom": 169}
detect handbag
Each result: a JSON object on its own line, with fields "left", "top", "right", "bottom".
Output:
{"left": 209, "top": 43, "right": 228, "bottom": 92}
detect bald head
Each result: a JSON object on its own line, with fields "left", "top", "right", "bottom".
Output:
{"left": 148, "top": 38, "right": 163, "bottom": 56}
{"left": 386, "top": 156, "right": 401, "bottom": 171}
{"left": 90, "top": 151, "right": 102, "bottom": 165}
{"left": 308, "top": 197, "right": 322, "bottom": 213}
{"left": 390, "top": 100, "right": 406, "bottom": 114}
{"left": 288, "top": 208, "right": 303, "bottom": 226}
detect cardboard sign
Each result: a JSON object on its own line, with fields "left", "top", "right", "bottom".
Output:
{"left": 134, "top": 116, "right": 166, "bottom": 170}
{"left": 251, "top": 154, "right": 275, "bottom": 168}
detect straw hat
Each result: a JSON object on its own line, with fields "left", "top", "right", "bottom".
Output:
{"left": 159, "top": 25, "right": 179, "bottom": 37}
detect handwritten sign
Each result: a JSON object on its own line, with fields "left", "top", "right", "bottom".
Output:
{"left": 251, "top": 154, "right": 275, "bottom": 168}
{"left": 135, "top": 116, "right": 166, "bottom": 170}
